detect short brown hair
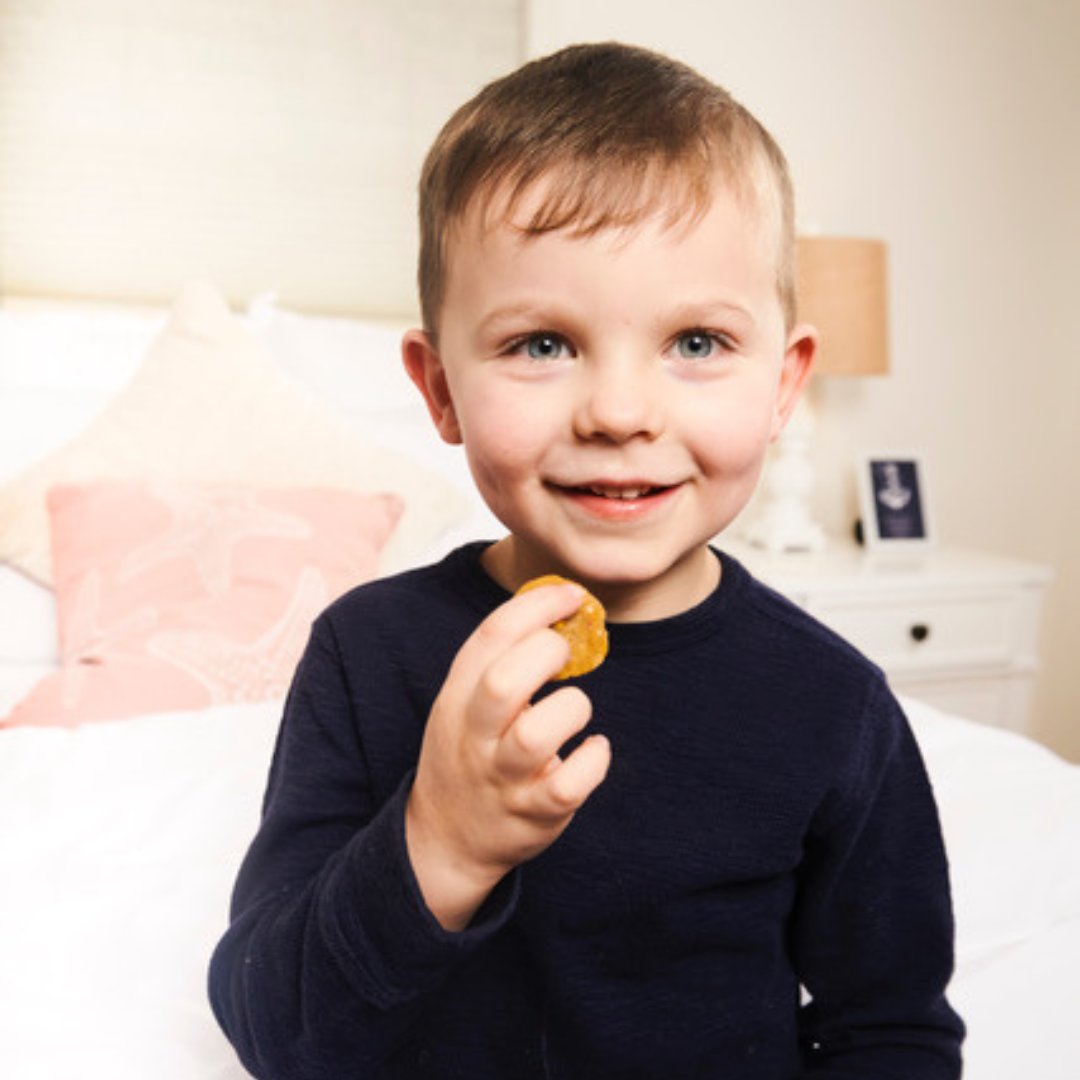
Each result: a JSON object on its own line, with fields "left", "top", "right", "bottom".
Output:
{"left": 416, "top": 42, "right": 797, "bottom": 335}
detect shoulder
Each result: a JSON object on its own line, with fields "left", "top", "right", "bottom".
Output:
{"left": 282, "top": 545, "right": 497, "bottom": 766}
{"left": 721, "top": 549, "right": 884, "bottom": 688}
{"left": 320, "top": 542, "right": 494, "bottom": 634}
{"left": 297, "top": 543, "right": 499, "bottom": 696}
{"left": 719, "top": 550, "right": 913, "bottom": 763}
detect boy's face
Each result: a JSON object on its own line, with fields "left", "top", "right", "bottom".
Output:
{"left": 404, "top": 182, "right": 815, "bottom": 621}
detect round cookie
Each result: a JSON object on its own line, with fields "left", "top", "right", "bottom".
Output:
{"left": 516, "top": 575, "right": 609, "bottom": 679}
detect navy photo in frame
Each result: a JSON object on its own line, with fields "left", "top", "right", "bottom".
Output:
{"left": 857, "top": 455, "right": 934, "bottom": 549}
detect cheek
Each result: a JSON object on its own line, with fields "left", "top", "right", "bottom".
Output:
{"left": 688, "top": 389, "right": 779, "bottom": 476}
{"left": 456, "top": 387, "right": 550, "bottom": 484}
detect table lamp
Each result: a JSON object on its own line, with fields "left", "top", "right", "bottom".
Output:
{"left": 745, "top": 236, "right": 890, "bottom": 553}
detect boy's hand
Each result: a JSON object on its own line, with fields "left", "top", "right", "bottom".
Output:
{"left": 405, "top": 581, "right": 611, "bottom": 931}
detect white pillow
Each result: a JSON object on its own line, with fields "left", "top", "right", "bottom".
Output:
{"left": 0, "top": 301, "right": 163, "bottom": 392}
{"left": 247, "top": 294, "right": 420, "bottom": 413}
{"left": 0, "top": 568, "right": 57, "bottom": 665}
{"left": 0, "top": 303, "right": 162, "bottom": 484}
{"left": 245, "top": 295, "right": 500, "bottom": 552}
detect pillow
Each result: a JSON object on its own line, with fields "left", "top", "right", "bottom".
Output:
{"left": 0, "top": 568, "right": 57, "bottom": 665}
{"left": 1, "top": 480, "right": 403, "bottom": 727}
{"left": 0, "top": 281, "right": 470, "bottom": 584}
{"left": 246, "top": 293, "right": 419, "bottom": 413}
{"left": 0, "top": 301, "right": 165, "bottom": 484}
{"left": 244, "top": 297, "right": 492, "bottom": 532}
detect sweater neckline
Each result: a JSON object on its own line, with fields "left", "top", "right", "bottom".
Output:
{"left": 445, "top": 542, "right": 749, "bottom": 658}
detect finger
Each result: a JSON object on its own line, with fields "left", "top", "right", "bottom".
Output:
{"left": 471, "top": 625, "right": 578, "bottom": 736}
{"left": 495, "top": 685, "right": 592, "bottom": 780}
{"left": 539, "top": 734, "right": 612, "bottom": 815}
{"left": 454, "top": 580, "right": 585, "bottom": 687}
{"left": 449, "top": 586, "right": 585, "bottom": 738}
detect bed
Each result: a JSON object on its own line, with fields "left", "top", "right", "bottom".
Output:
{"left": 1, "top": 285, "right": 1078, "bottom": 1079}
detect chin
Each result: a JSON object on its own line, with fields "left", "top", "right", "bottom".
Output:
{"left": 562, "top": 543, "right": 709, "bottom": 590}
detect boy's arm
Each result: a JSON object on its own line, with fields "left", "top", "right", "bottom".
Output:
{"left": 791, "top": 684, "right": 965, "bottom": 1078}
{"left": 208, "top": 581, "right": 609, "bottom": 1077}
{"left": 208, "top": 617, "right": 502, "bottom": 1076}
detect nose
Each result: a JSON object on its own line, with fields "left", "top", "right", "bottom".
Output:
{"left": 572, "top": 356, "right": 664, "bottom": 443}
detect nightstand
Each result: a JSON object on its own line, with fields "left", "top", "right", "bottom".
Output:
{"left": 726, "top": 542, "right": 1052, "bottom": 734}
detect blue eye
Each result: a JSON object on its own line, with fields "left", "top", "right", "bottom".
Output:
{"left": 522, "top": 333, "right": 569, "bottom": 361}
{"left": 674, "top": 331, "right": 718, "bottom": 360}
{"left": 673, "top": 330, "right": 735, "bottom": 361}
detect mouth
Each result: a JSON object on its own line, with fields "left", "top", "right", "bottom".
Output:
{"left": 576, "top": 483, "right": 671, "bottom": 501}
{"left": 553, "top": 480, "right": 681, "bottom": 520}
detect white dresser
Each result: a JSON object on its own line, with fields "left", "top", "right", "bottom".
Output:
{"left": 728, "top": 542, "right": 1052, "bottom": 734}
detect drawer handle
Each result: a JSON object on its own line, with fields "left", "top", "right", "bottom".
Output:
{"left": 910, "top": 623, "right": 931, "bottom": 643}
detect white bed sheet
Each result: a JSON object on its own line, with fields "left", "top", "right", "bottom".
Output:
{"left": 905, "top": 698, "right": 1080, "bottom": 1080}
{"left": 0, "top": 701, "right": 278, "bottom": 1080}
{"left": 0, "top": 694, "right": 1077, "bottom": 1078}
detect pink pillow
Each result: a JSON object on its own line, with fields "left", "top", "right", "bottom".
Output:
{"left": 2, "top": 481, "right": 403, "bottom": 727}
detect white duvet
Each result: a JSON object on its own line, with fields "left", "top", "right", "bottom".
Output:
{"left": 0, "top": 695, "right": 1078, "bottom": 1079}
{"left": 0, "top": 702, "right": 276, "bottom": 1079}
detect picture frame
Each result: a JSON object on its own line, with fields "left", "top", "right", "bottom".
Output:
{"left": 856, "top": 454, "right": 935, "bottom": 550}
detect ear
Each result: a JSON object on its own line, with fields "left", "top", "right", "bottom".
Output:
{"left": 770, "top": 323, "right": 818, "bottom": 440}
{"left": 402, "top": 329, "right": 463, "bottom": 445}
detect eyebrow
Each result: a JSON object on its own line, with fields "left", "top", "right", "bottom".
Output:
{"left": 475, "top": 299, "right": 568, "bottom": 339}
{"left": 660, "top": 298, "right": 757, "bottom": 332}
{"left": 481, "top": 296, "right": 755, "bottom": 324}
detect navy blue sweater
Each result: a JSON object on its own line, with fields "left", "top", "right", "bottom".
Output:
{"left": 209, "top": 544, "right": 963, "bottom": 1078}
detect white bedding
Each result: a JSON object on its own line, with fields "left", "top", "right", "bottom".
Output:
{"left": 0, "top": 701, "right": 275, "bottom": 1080}
{"left": 1, "top": 695, "right": 1078, "bottom": 1079}
{"left": 1, "top": 293, "right": 1078, "bottom": 1078}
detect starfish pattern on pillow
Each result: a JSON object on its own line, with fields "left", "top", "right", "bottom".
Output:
{"left": 119, "top": 482, "right": 311, "bottom": 596}
{"left": 145, "top": 567, "right": 330, "bottom": 704}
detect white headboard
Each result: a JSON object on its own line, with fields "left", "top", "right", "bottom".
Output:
{"left": 0, "top": 0, "right": 522, "bottom": 318}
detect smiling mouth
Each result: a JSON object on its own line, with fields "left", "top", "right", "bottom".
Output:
{"left": 579, "top": 484, "right": 669, "bottom": 500}
{"left": 553, "top": 481, "right": 681, "bottom": 505}
{"left": 551, "top": 480, "right": 681, "bottom": 522}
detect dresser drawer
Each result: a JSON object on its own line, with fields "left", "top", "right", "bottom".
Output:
{"left": 805, "top": 591, "right": 1022, "bottom": 673}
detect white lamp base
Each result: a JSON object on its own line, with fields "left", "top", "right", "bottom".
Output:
{"left": 743, "top": 399, "right": 827, "bottom": 554}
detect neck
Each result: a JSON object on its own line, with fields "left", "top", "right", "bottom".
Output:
{"left": 480, "top": 539, "right": 721, "bottom": 623}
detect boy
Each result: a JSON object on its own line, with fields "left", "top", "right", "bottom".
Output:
{"left": 210, "top": 42, "right": 964, "bottom": 1078}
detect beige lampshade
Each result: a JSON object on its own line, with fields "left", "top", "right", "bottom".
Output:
{"left": 796, "top": 237, "right": 890, "bottom": 376}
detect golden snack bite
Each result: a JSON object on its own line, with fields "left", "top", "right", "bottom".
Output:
{"left": 516, "top": 575, "right": 609, "bottom": 679}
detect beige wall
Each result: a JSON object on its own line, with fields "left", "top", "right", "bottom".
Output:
{"left": 527, "top": 0, "right": 1080, "bottom": 760}
{"left": 0, "top": 0, "right": 520, "bottom": 317}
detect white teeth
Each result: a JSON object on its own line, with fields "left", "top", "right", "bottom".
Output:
{"left": 588, "top": 485, "right": 653, "bottom": 500}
